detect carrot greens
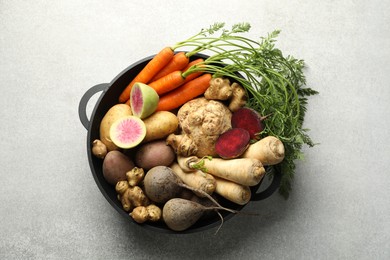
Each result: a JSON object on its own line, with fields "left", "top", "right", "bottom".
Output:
{"left": 174, "top": 22, "right": 318, "bottom": 198}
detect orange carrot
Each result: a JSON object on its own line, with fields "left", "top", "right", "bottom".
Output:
{"left": 118, "top": 47, "right": 174, "bottom": 103}
{"left": 156, "top": 73, "right": 212, "bottom": 111}
{"left": 148, "top": 70, "right": 186, "bottom": 95}
{"left": 149, "top": 52, "right": 189, "bottom": 82}
{"left": 183, "top": 58, "right": 204, "bottom": 71}
{"left": 182, "top": 58, "right": 205, "bottom": 84}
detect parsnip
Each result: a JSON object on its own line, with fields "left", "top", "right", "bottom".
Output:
{"left": 170, "top": 163, "right": 216, "bottom": 196}
{"left": 177, "top": 156, "right": 200, "bottom": 172}
{"left": 191, "top": 157, "right": 265, "bottom": 186}
{"left": 214, "top": 177, "right": 251, "bottom": 205}
{"left": 241, "top": 136, "right": 285, "bottom": 165}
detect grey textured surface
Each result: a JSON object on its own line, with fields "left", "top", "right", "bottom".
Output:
{"left": 1, "top": 0, "right": 389, "bottom": 259}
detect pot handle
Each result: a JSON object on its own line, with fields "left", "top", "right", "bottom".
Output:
{"left": 78, "top": 83, "right": 109, "bottom": 130}
{"left": 251, "top": 166, "right": 282, "bottom": 201}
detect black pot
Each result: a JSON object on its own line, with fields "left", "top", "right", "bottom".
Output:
{"left": 78, "top": 53, "right": 281, "bottom": 234}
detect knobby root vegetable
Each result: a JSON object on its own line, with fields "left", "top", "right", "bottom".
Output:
{"left": 170, "top": 163, "right": 216, "bottom": 196}
{"left": 119, "top": 188, "right": 133, "bottom": 212}
{"left": 116, "top": 183, "right": 150, "bottom": 212}
{"left": 204, "top": 77, "right": 247, "bottom": 112}
{"left": 130, "top": 204, "right": 162, "bottom": 223}
{"left": 228, "top": 83, "right": 247, "bottom": 112}
{"left": 126, "top": 167, "right": 144, "bottom": 187}
{"left": 162, "top": 198, "right": 237, "bottom": 232}
{"left": 190, "top": 157, "right": 265, "bottom": 186}
{"left": 241, "top": 135, "right": 285, "bottom": 165}
{"left": 166, "top": 97, "right": 232, "bottom": 157}
{"left": 92, "top": 139, "right": 108, "bottom": 159}
{"left": 214, "top": 177, "right": 251, "bottom": 205}
{"left": 128, "top": 186, "right": 150, "bottom": 207}
{"left": 204, "top": 77, "right": 233, "bottom": 100}
{"left": 166, "top": 134, "right": 197, "bottom": 157}
{"left": 115, "top": 180, "right": 130, "bottom": 195}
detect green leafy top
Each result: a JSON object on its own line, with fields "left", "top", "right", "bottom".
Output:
{"left": 174, "top": 23, "right": 318, "bottom": 199}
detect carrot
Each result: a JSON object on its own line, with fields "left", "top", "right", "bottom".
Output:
{"left": 148, "top": 70, "right": 186, "bottom": 95}
{"left": 149, "top": 52, "right": 189, "bottom": 82}
{"left": 118, "top": 47, "right": 174, "bottom": 103}
{"left": 156, "top": 73, "right": 212, "bottom": 112}
{"left": 181, "top": 58, "right": 205, "bottom": 84}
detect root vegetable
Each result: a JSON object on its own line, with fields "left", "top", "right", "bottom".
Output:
{"left": 166, "top": 97, "right": 232, "bottom": 157}
{"left": 127, "top": 186, "right": 150, "bottom": 207}
{"left": 162, "top": 198, "right": 236, "bottom": 232}
{"left": 170, "top": 163, "right": 216, "bottom": 196}
{"left": 176, "top": 156, "right": 199, "bottom": 172}
{"left": 130, "top": 206, "right": 148, "bottom": 223}
{"left": 166, "top": 134, "right": 197, "bottom": 157}
{"left": 214, "top": 177, "right": 251, "bottom": 205}
{"left": 102, "top": 151, "right": 135, "bottom": 185}
{"left": 190, "top": 157, "right": 265, "bottom": 186}
{"left": 215, "top": 128, "right": 250, "bottom": 159}
{"left": 126, "top": 167, "right": 145, "bottom": 187}
{"left": 231, "top": 107, "right": 267, "bottom": 140}
{"left": 99, "top": 104, "right": 133, "bottom": 151}
{"left": 115, "top": 180, "right": 130, "bottom": 195}
{"left": 204, "top": 77, "right": 233, "bottom": 100}
{"left": 228, "top": 83, "right": 247, "bottom": 112}
{"left": 135, "top": 140, "right": 175, "bottom": 170}
{"left": 146, "top": 204, "right": 162, "bottom": 222}
{"left": 92, "top": 139, "right": 107, "bottom": 159}
{"left": 241, "top": 135, "right": 285, "bottom": 165}
{"left": 143, "top": 166, "right": 228, "bottom": 209}
{"left": 109, "top": 116, "right": 146, "bottom": 149}
{"left": 204, "top": 77, "right": 246, "bottom": 112}
{"left": 119, "top": 188, "right": 133, "bottom": 212}
{"left": 142, "top": 111, "right": 179, "bottom": 143}
{"left": 130, "top": 204, "right": 162, "bottom": 223}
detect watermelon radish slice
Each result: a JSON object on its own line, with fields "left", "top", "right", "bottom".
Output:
{"left": 130, "top": 82, "right": 159, "bottom": 119}
{"left": 109, "top": 116, "right": 146, "bottom": 149}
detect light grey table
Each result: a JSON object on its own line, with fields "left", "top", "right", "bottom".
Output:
{"left": 1, "top": 1, "right": 389, "bottom": 259}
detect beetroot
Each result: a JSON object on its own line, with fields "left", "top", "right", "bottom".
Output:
{"left": 215, "top": 128, "right": 250, "bottom": 159}
{"left": 231, "top": 108, "right": 265, "bottom": 140}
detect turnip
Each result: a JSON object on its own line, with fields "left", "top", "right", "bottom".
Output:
{"left": 162, "top": 198, "right": 236, "bottom": 232}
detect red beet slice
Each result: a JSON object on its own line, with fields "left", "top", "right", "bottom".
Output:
{"left": 231, "top": 108, "right": 264, "bottom": 140}
{"left": 215, "top": 128, "right": 250, "bottom": 159}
